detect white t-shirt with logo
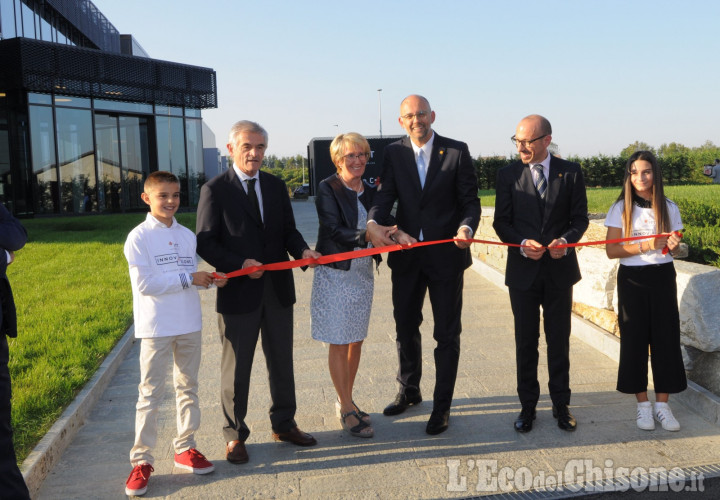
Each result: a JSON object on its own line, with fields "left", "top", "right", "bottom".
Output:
{"left": 124, "top": 213, "right": 202, "bottom": 338}
{"left": 604, "top": 199, "right": 683, "bottom": 267}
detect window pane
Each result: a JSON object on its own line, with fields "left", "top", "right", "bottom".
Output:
{"left": 119, "top": 116, "right": 150, "bottom": 209}
{"left": 94, "top": 113, "right": 121, "bottom": 212}
{"left": 56, "top": 108, "right": 95, "bottom": 213}
{"left": 28, "top": 93, "right": 52, "bottom": 105}
{"left": 20, "top": 1, "right": 34, "bottom": 39}
{"left": 185, "top": 118, "right": 203, "bottom": 206}
{"left": 155, "top": 105, "right": 183, "bottom": 117}
{"left": 29, "top": 105, "right": 58, "bottom": 213}
{"left": 156, "top": 115, "right": 187, "bottom": 205}
{"left": 54, "top": 95, "right": 91, "bottom": 108}
{"left": 94, "top": 99, "right": 152, "bottom": 114}
{"left": 0, "top": 0, "right": 17, "bottom": 39}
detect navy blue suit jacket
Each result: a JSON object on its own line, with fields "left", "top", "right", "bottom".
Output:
{"left": 0, "top": 204, "right": 27, "bottom": 338}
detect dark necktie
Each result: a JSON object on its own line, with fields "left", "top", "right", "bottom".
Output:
{"left": 533, "top": 164, "right": 547, "bottom": 200}
{"left": 246, "top": 178, "right": 262, "bottom": 221}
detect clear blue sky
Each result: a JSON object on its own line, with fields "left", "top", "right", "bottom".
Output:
{"left": 94, "top": 0, "right": 719, "bottom": 159}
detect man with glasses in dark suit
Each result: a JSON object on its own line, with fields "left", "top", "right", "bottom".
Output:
{"left": 367, "top": 95, "right": 480, "bottom": 435}
{"left": 493, "top": 114, "right": 588, "bottom": 433}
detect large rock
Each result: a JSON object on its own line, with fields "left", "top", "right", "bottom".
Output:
{"left": 675, "top": 261, "right": 720, "bottom": 351}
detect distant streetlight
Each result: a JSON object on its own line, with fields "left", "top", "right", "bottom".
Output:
{"left": 333, "top": 124, "right": 339, "bottom": 136}
{"left": 377, "top": 88, "right": 383, "bottom": 138}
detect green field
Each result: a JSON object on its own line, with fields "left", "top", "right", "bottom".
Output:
{"left": 480, "top": 184, "right": 720, "bottom": 213}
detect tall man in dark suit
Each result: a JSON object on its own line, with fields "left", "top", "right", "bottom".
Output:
{"left": 0, "top": 204, "right": 30, "bottom": 499}
{"left": 367, "top": 95, "right": 480, "bottom": 435}
{"left": 196, "top": 121, "right": 321, "bottom": 464}
{"left": 493, "top": 114, "right": 588, "bottom": 433}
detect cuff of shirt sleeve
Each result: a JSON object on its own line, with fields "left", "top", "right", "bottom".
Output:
{"left": 459, "top": 225, "right": 474, "bottom": 238}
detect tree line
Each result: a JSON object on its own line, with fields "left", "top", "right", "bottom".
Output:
{"left": 475, "top": 140, "right": 720, "bottom": 190}
{"left": 242, "top": 141, "right": 720, "bottom": 193}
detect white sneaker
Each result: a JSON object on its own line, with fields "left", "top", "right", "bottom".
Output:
{"left": 655, "top": 404, "right": 680, "bottom": 431}
{"left": 636, "top": 402, "right": 655, "bottom": 430}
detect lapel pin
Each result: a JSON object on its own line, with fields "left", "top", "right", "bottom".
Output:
{"left": 558, "top": 173, "right": 563, "bottom": 178}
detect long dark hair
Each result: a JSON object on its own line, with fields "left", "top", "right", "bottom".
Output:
{"left": 616, "top": 150, "right": 670, "bottom": 238}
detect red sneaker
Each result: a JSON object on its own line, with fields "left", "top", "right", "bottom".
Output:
{"left": 174, "top": 448, "right": 215, "bottom": 474}
{"left": 125, "top": 463, "right": 154, "bottom": 496}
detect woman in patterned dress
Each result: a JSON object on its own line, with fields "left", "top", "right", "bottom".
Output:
{"left": 311, "top": 133, "right": 394, "bottom": 438}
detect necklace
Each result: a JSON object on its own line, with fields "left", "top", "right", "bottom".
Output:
{"left": 632, "top": 192, "right": 652, "bottom": 209}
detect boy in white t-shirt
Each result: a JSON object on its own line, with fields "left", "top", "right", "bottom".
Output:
{"left": 123, "top": 171, "right": 227, "bottom": 496}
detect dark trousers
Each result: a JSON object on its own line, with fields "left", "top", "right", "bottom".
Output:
{"left": 218, "top": 278, "right": 296, "bottom": 442}
{"left": 391, "top": 254, "right": 464, "bottom": 413}
{"left": 0, "top": 334, "right": 30, "bottom": 499}
{"left": 509, "top": 271, "right": 573, "bottom": 408}
{"left": 616, "top": 263, "right": 687, "bottom": 394}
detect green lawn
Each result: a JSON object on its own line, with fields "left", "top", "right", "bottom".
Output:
{"left": 481, "top": 184, "right": 720, "bottom": 213}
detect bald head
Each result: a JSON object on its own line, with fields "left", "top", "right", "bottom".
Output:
{"left": 400, "top": 94, "right": 431, "bottom": 111}
{"left": 515, "top": 115, "right": 553, "bottom": 165}
{"left": 398, "top": 94, "right": 436, "bottom": 146}
{"left": 520, "top": 114, "right": 552, "bottom": 136}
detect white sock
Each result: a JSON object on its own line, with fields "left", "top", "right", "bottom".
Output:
{"left": 638, "top": 401, "right": 651, "bottom": 407}
{"left": 655, "top": 402, "right": 669, "bottom": 409}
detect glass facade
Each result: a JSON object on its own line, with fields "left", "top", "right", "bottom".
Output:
{"left": 0, "top": 1, "right": 215, "bottom": 215}
{"left": 21, "top": 94, "right": 204, "bottom": 214}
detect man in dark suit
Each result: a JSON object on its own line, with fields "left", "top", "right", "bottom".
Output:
{"left": 493, "top": 114, "right": 588, "bottom": 433}
{"left": 367, "top": 95, "right": 480, "bottom": 435}
{"left": 0, "top": 204, "right": 30, "bottom": 499}
{"left": 196, "top": 121, "right": 321, "bottom": 464}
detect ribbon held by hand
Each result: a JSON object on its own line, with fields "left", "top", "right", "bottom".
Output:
{"left": 213, "top": 232, "right": 678, "bottom": 280}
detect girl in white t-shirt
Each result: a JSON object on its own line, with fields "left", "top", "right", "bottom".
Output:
{"left": 604, "top": 151, "right": 686, "bottom": 432}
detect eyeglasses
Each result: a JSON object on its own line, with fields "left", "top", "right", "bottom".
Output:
{"left": 343, "top": 153, "right": 370, "bottom": 161}
{"left": 511, "top": 134, "right": 547, "bottom": 148}
{"left": 401, "top": 111, "right": 430, "bottom": 121}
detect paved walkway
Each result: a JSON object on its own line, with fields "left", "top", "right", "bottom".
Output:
{"left": 34, "top": 201, "right": 720, "bottom": 499}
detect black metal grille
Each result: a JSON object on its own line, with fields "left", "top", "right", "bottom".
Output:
{"left": 0, "top": 38, "right": 217, "bottom": 109}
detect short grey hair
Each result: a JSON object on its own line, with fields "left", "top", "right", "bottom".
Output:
{"left": 228, "top": 120, "right": 268, "bottom": 146}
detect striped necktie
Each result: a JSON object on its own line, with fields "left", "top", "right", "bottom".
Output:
{"left": 533, "top": 164, "right": 547, "bottom": 200}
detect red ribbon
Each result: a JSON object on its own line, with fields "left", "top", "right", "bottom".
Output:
{"left": 214, "top": 233, "right": 678, "bottom": 279}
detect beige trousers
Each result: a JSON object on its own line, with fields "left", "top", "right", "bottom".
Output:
{"left": 129, "top": 331, "right": 202, "bottom": 465}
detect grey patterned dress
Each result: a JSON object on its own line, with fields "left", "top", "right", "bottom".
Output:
{"left": 311, "top": 193, "right": 374, "bottom": 344}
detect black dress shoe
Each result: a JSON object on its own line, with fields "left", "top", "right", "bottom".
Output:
{"left": 426, "top": 410, "right": 450, "bottom": 435}
{"left": 383, "top": 392, "right": 422, "bottom": 416}
{"left": 552, "top": 405, "right": 577, "bottom": 431}
{"left": 514, "top": 407, "right": 536, "bottom": 433}
{"left": 272, "top": 426, "right": 318, "bottom": 446}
